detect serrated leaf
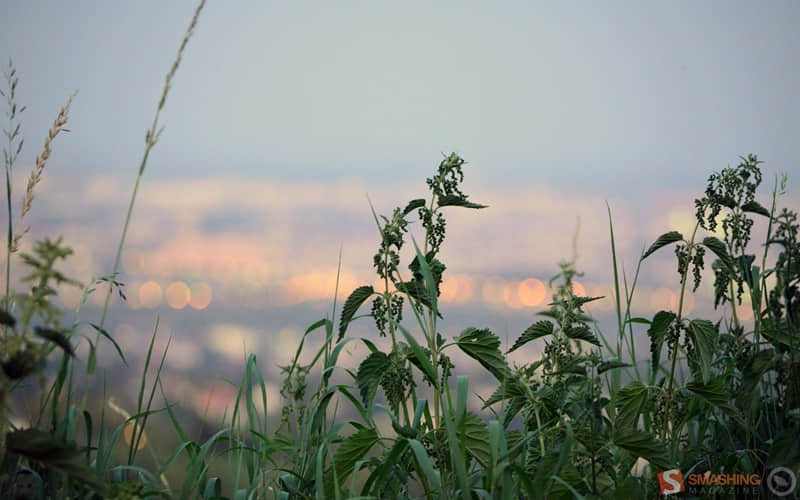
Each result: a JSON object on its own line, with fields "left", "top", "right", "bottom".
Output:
{"left": 34, "top": 327, "right": 75, "bottom": 357}
{"left": 403, "top": 198, "right": 426, "bottom": 216}
{"left": 437, "top": 194, "right": 488, "bottom": 209}
{"left": 612, "top": 428, "right": 672, "bottom": 470}
{"left": 615, "top": 381, "right": 649, "bottom": 430}
{"left": 7, "top": 429, "right": 110, "bottom": 495}
{"left": 686, "top": 319, "right": 718, "bottom": 383}
{"left": 455, "top": 327, "right": 509, "bottom": 381}
{"left": 737, "top": 254, "right": 756, "bottom": 289}
{"left": 738, "top": 349, "right": 775, "bottom": 411}
{"left": 508, "top": 320, "right": 554, "bottom": 353}
{"left": 355, "top": 351, "right": 388, "bottom": 407}
{"left": 0, "top": 309, "right": 16, "bottom": 327}
{"left": 338, "top": 285, "right": 374, "bottom": 341}
{"left": 395, "top": 280, "right": 438, "bottom": 314}
{"left": 648, "top": 310, "right": 676, "bottom": 373}
{"left": 537, "top": 309, "right": 594, "bottom": 323}
{"left": 460, "top": 412, "right": 490, "bottom": 467}
{"left": 685, "top": 377, "right": 743, "bottom": 425}
{"left": 564, "top": 325, "right": 600, "bottom": 346}
{"left": 641, "top": 231, "right": 683, "bottom": 260}
{"left": 332, "top": 427, "right": 378, "bottom": 484}
{"left": 702, "top": 236, "right": 735, "bottom": 274}
{"left": 741, "top": 200, "right": 770, "bottom": 217}
{"left": 598, "top": 360, "right": 631, "bottom": 374}
{"left": 483, "top": 377, "right": 526, "bottom": 407}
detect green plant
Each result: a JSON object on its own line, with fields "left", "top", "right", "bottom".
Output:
{"left": 2, "top": 1, "right": 798, "bottom": 496}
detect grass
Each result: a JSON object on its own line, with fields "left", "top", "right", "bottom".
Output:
{"left": 1, "top": 2, "right": 799, "bottom": 498}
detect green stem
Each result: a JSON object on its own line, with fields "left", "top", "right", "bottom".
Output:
{"left": 661, "top": 221, "right": 699, "bottom": 442}
{"left": 534, "top": 405, "right": 546, "bottom": 457}
{"left": 98, "top": 0, "right": 205, "bottom": 329}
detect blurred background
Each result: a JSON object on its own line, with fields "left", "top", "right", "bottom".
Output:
{"left": 1, "top": 0, "right": 799, "bottom": 439}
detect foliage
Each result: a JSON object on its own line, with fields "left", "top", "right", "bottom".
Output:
{"left": 1, "top": 3, "right": 798, "bottom": 497}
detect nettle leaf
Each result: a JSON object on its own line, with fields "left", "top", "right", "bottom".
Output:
{"left": 483, "top": 377, "right": 526, "bottom": 407}
{"left": 7, "top": 428, "right": 110, "bottom": 495}
{"left": 615, "top": 381, "right": 650, "bottom": 430}
{"left": 455, "top": 327, "right": 509, "bottom": 381}
{"left": 338, "top": 285, "right": 374, "bottom": 341}
{"left": 403, "top": 198, "right": 426, "bottom": 216}
{"left": 538, "top": 309, "right": 594, "bottom": 323}
{"left": 437, "top": 194, "right": 488, "bottom": 209}
{"left": 356, "top": 351, "right": 389, "bottom": 407}
{"left": 34, "top": 327, "right": 75, "bottom": 357}
{"left": 565, "top": 325, "right": 600, "bottom": 346}
{"left": 737, "top": 254, "right": 756, "bottom": 289}
{"left": 0, "top": 309, "right": 16, "bottom": 327}
{"left": 738, "top": 349, "right": 776, "bottom": 411}
{"left": 460, "top": 412, "right": 490, "bottom": 467}
{"left": 331, "top": 427, "right": 379, "bottom": 484}
{"left": 612, "top": 428, "right": 672, "bottom": 470}
{"left": 686, "top": 319, "right": 718, "bottom": 383}
{"left": 685, "top": 376, "right": 743, "bottom": 425}
{"left": 741, "top": 200, "right": 770, "bottom": 218}
{"left": 573, "top": 295, "right": 605, "bottom": 308}
{"left": 701, "top": 236, "right": 735, "bottom": 274}
{"left": 395, "top": 280, "right": 441, "bottom": 318}
{"left": 648, "top": 310, "right": 676, "bottom": 374}
{"left": 598, "top": 360, "right": 631, "bottom": 374}
{"left": 641, "top": 231, "right": 683, "bottom": 260}
{"left": 508, "top": 320, "right": 554, "bottom": 353}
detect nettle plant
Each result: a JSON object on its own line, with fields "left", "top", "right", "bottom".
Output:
{"left": 274, "top": 154, "right": 671, "bottom": 499}
{"left": 273, "top": 153, "right": 799, "bottom": 499}
{"left": 635, "top": 155, "right": 800, "bottom": 490}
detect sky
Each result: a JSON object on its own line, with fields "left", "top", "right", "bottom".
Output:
{"left": 2, "top": 1, "right": 800, "bottom": 414}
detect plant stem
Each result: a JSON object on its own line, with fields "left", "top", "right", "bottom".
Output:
{"left": 98, "top": 0, "right": 206, "bottom": 329}
{"left": 662, "top": 221, "right": 699, "bottom": 442}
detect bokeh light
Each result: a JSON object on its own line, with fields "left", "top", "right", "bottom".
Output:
{"left": 139, "top": 281, "right": 163, "bottom": 309}
{"left": 503, "top": 281, "right": 525, "bottom": 310}
{"left": 650, "top": 287, "right": 695, "bottom": 315}
{"left": 440, "top": 277, "right": 459, "bottom": 303}
{"left": 123, "top": 422, "right": 147, "bottom": 450}
{"left": 189, "top": 282, "right": 212, "bottom": 310}
{"left": 440, "top": 274, "right": 476, "bottom": 304}
{"left": 166, "top": 281, "right": 191, "bottom": 309}
{"left": 518, "top": 278, "right": 546, "bottom": 307}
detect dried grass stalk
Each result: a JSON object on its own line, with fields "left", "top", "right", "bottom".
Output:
{"left": 10, "top": 91, "right": 76, "bottom": 252}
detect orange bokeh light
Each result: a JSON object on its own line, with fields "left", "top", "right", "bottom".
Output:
{"left": 189, "top": 282, "right": 212, "bottom": 310}
{"left": 518, "top": 278, "right": 546, "bottom": 307}
{"left": 166, "top": 281, "right": 191, "bottom": 309}
{"left": 571, "top": 280, "right": 586, "bottom": 297}
{"left": 440, "top": 277, "right": 459, "bottom": 303}
{"left": 139, "top": 281, "right": 162, "bottom": 309}
{"left": 503, "top": 281, "right": 525, "bottom": 310}
{"left": 440, "top": 274, "right": 476, "bottom": 304}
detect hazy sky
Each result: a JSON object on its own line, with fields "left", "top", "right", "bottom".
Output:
{"left": 1, "top": 2, "right": 799, "bottom": 377}
{"left": 2, "top": 1, "right": 798, "bottom": 190}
